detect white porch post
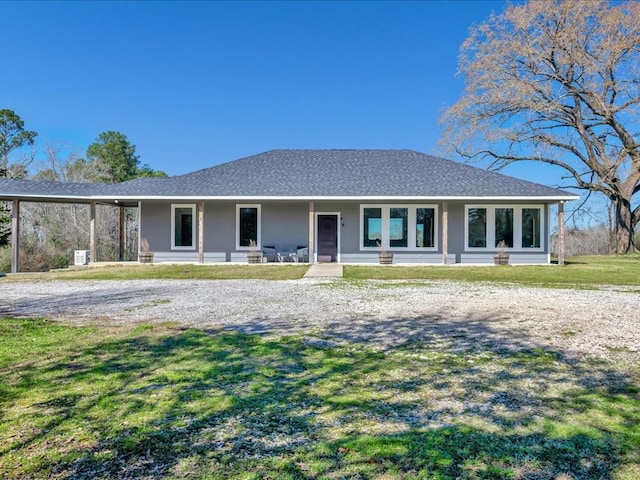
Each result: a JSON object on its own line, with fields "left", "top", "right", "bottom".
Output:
{"left": 308, "top": 201, "right": 315, "bottom": 263}
{"left": 198, "top": 201, "right": 205, "bottom": 264}
{"left": 442, "top": 201, "right": 449, "bottom": 264}
{"left": 89, "top": 201, "right": 96, "bottom": 264}
{"left": 137, "top": 201, "right": 142, "bottom": 256}
{"left": 557, "top": 201, "right": 565, "bottom": 266}
{"left": 11, "top": 199, "right": 20, "bottom": 273}
{"left": 118, "top": 207, "right": 125, "bottom": 261}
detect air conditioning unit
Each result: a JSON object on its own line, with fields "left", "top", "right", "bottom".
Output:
{"left": 74, "top": 250, "right": 90, "bottom": 266}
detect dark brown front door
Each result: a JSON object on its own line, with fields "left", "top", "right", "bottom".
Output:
{"left": 317, "top": 214, "right": 338, "bottom": 262}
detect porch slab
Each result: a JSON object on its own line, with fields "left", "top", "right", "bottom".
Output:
{"left": 304, "top": 263, "right": 343, "bottom": 278}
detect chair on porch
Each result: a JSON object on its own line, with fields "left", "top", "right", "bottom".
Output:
{"left": 296, "top": 245, "right": 309, "bottom": 263}
{"left": 262, "top": 245, "right": 278, "bottom": 263}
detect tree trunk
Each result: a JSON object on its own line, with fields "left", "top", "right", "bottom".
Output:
{"left": 615, "top": 199, "right": 636, "bottom": 254}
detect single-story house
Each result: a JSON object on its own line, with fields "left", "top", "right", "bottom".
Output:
{"left": 0, "top": 149, "right": 578, "bottom": 272}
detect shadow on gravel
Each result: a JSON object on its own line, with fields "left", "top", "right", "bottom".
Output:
{"left": 0, "top": 284, "right": 169, "bottom": 318}
{"left": 1, "top": 311, "right": 638, "bottom": 480}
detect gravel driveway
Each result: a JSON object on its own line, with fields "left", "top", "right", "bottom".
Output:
{"left": 1, "top": 278, "right": 638, "bottom": 364}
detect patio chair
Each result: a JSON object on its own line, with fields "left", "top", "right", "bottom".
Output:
{"left": 296, "top": 245, "right": 309, "bottom": 263}
{"left": 262, "top": 245, "right": 278, "bottom": 263}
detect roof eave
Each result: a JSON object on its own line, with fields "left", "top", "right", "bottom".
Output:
{"left": 90, "top": 194, "right": 581, "bottom": 202}
{"left": 0, "top": 193, "right": 581, "bottom": 203}
{"left": 0, "top": 193, "right": 127, "bottom": 206}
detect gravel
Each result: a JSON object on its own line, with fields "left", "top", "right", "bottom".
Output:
{"left": 1, "top": 278, "right": 638, "bottom": 364}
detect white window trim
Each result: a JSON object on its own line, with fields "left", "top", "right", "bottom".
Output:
{"left": 464, "top": 204, "right": 545, "bottom": 252}
{"left": 171, "top": 204, "right": 196, "bottom": 250}
{"left": 359, "top": 204, "right": 439, "bottom": 251}
{"left": 236, "top": 204, "right": 262, "bottom": 250}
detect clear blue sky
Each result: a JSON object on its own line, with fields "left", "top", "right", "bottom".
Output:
{"left": 3, "top": 0, "right": 573, "bottom": 191}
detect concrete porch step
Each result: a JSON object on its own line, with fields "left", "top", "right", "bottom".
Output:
{"left": 304, "top": 263, "right": 343, "bottom": 278}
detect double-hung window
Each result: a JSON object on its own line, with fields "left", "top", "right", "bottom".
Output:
{"left": 360, "top": 205, "right": 438, "bottom": 250}
{"left": 171, "top": 204, "right": 196, "bottom": 250}
{"left": 465, "top": 205, "right": 544, "bottom": 251}
{"left": 236, "top": 204, "right": 261, "bottom": 249}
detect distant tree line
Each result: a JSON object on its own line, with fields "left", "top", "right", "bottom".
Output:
{"left": 0, "top": 109, "right": 165, "bottom": 272}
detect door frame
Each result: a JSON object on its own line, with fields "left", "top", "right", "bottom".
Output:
{"left": 315, "top": 212, "right": 341, "bottom": 263}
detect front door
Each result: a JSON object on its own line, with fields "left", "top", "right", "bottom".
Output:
{"left": 317, "top": 214, "right": 338, "bottom": 262}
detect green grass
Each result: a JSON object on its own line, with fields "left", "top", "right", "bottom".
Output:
{"left": 1, "top": 263, "right": 310, "bottom": 281}
{"left": 344, "top": 254, "right": 640, "bottom": 287}
{"left": 1, "top": 318, "right": 638, "bottom": 479}
{"left": 2, "top": 255, "right": 640, "bottom": 287}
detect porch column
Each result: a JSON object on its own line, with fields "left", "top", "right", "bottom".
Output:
{"left": 308, "top": 201, "right": 315, "bottom": 263}
{"left": 137, "top": 201, "right": 142, "bottom": 254}
{"left": 557, "top": 201, "right": 565, "bottom": 266}
{"left": 442, "top": 201, "right": 449, "bottom": 265}
{"left": 198, "top": 201, "right": 205, "bottom": 264}
{"left": 89, "top": 201, "right": 96, "bottom": 264}
{"left": 118, "top": 207, "right": 125, "bottom": 261}
{"left": 11, "top": 199, "right": 20, "bottom": 273}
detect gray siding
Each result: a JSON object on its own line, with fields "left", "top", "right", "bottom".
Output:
{"left": 204, "top": 202, "right": 235, "bottom": 254}
{"left": 139, "top": 199, "right": 553, "bottom": 265}
{"left": 460, "top": 253, "right": 549, "bottom": 265}
{"left": 262, "top": 202, "right": 309, "bottom": 251}
{"left": 447, "top": 202, "right": 466, "bottom": 260}
{"left": 140, "top": 201, "right": 173, "bottom": 252}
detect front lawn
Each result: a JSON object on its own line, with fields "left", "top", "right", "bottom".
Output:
{"left": 1, "top": 318, "right": 638, "bottom": 479}
{"left": 344, "top": 254, "right": 640, "bottom": 287}
{"left": 2, "top": 263, "right": 310, "bottom": 281}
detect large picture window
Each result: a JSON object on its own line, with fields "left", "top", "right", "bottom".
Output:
{"left": 468, "top": 208, "right": 487, "bottom": 248}
{"left": 389, "top": 208, "right": 408, "bottom": 248}
{"left": 416, "top": 208, "right": 435, "bottom": 248}
{"left": 465, "top": 205, "right": 544, "bottom": 251}
{"left": 495, "top": 208, "right": 514, "bottom": 247}
{"left": 171, "top": 204, "right": 196, "bottom": 250}
{"left": 522, "top": 208, "right": 541, "bottom": 248}
{"left": 236, "top": 204, "right": 261, "bottom": 249}
{"left": 363, "top": 207, "right": 382, "bottom": 247}
{"left": 360, "top": 205, "right": 438, "bottom": 250}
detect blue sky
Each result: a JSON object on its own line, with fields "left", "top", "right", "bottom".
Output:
{"left": 2, "top": 0, "right": 576, "bottom": 192}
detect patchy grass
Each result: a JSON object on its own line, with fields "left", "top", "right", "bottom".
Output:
{"left": 344, "top": 254, "right": 640, "bottom": 287}
{"left": 3, "top": 255, "right": 639, "bottom": 287}
{"left": 1, "top": 263, "right": 309, "bottom": 282}
{"left": 1, "top": 318, "right": 638, "bottom": 479}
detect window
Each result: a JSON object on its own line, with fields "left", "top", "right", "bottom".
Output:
{"left": 495, "top": 208, "right": 514, "bottom": 247}
{"left": 171, "top": 204, "right": 196, "bottom": 250}
{"left": 363, "top": 207, "right": 382, "bottom": 247}
{"left": 416, "top": 208, "right": 435, "bottom": 248}
{"left": 236, "top": 204, "right": 261, "bottom": 249}
{"left": 360, "top": 205, "right": 438, "bottom": 250}
{"left": 522, "top": 208, "right": 541, "bottom": 248}
{"left": 468, "top": 208, "right": 487, "bottom": 248}
{"left": 389, "top": 208, "right": 408, "bottom": 248}
{"left": 465, "top": 205, "right": 544, "bottom": 251}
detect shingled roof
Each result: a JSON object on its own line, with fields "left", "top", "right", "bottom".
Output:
{"left": 0, "top": 178, "right": 113, "bottom": 203}
{"left": 1, "top": 149, "right": 577, "bottom": 202}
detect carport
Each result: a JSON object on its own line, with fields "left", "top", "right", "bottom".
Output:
{"left": 0, "top": 178, "right": 137, "bottom": 273}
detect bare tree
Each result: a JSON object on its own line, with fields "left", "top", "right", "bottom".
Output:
{"left": 441, "top": 0, "right": 640, "bottom": 253}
